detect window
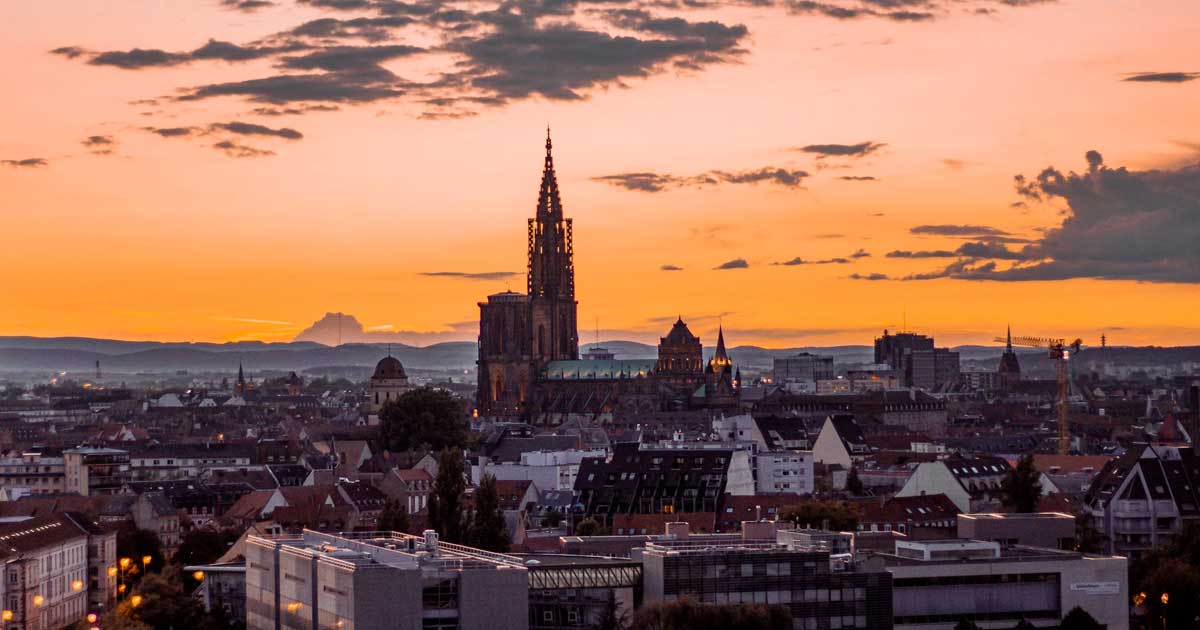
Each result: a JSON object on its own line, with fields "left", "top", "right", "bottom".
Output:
{"left": 741, "top": 563, "right": 754, "bottom": 577}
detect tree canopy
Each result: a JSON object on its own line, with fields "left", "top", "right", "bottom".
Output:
{"left": 428, "top": 448, "right": 468, "bottom": 543}
{"left": 1000, "top": 453, "right": 1042, "bottom": 513}
{"left": 379, "top": 498, "right": 412, "bottom": 534}
{"left": 779, "top": 500, "right": 858, "bottom": 531}
{"left": 630, "top": 597, "right": 790, "bottom": 630}
{"left": 1059, "top": 606, "right": 1104, "bottom": 630}
{"left": 379, "top": 387, "right": 468, "bottom": 452}
{"left": 172, "top": 528, "right": 238, "bottom": 567}
{"left": 467, "top": 473, "right": 509, "bottom": 552}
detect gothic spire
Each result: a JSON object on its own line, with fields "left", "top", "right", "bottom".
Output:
{"left": 528, "top": 129, "right": 574, "bottom": 299}
{"left": 1006, "top": 325, "right": 1013, "bottom": 352}
{"left": 710, "top": 325, "right": 732, "bottom": 369}
{"left": 537, "top": 127, "right": 562, "bottom": 219}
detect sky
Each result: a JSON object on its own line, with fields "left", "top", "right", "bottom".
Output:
{"left": 1, "top": 0, "right": 1198, "bottom": 349}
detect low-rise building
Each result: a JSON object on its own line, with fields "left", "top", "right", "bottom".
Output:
{"left": 755, "top": 451, "right": 814, "bottom": 495}
{"left": 245, "top": 530, "right": 529, "bottom": 630}
{"left": 0, "top": 514, "right": 94, "bottom": 630}
{"left": 63, "top": 448, "right": 130, "bottom": 496}
{"left": 0, "top": 453, "right": 65, "bottom": 500}
{"left": 896, "top": 456, "right": 1013, "bottom": 513}
{"left": 873, "top": 539, "right": 1127, "bottom": 630}
{"left": 956, "top": 513, "right": 1075, "bottom": 550}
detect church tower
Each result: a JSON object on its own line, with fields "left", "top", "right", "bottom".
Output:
{"left": 527, "top": 129, "right": 579, "bottom": 364}
{"left": 704, "top": 326, "right": 738, "bottom": 408}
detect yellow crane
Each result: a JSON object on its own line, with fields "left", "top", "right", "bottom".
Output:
{"left": 994, "top": 335, "right": 1083, "bottom": 455}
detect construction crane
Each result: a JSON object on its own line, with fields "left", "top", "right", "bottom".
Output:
{"left": 993, "top": 335, "right": 1083, "bottom": 455}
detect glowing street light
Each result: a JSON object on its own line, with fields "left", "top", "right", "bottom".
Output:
{"left": 87, "top": 613, "right": 98, "bottom": 623}
{"left": 120, "top": 557, "right": 131, "bottom": 569}
{"left": 108, "top": 566, "right": 118, "bottom": 577}
{"left": 1, "top": 610, "right": 12, "bottom": 621}
{"left": 130, "top": 595, "right": 143, "bottom": 608}
{"left": 32, "top": 595, "right": 44, "bottom": 607}
{"left": 72, "top": 580, "right": 84, "bottom": 591}
{"left": 193, "top": 570, "right": 206, "bottom": 581}
{"left": 142, "top": 555, "right": 152, "bottom": 566}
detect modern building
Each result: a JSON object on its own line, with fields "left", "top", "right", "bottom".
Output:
{"left": 774, "top": 354, "right": 836, "bottom": 394}
{"left": 245, "top": 530, "right": 529, "bottom": 630}
{"left": 755, "top": 451, "right": 815, "bottom": 495}
{"left": 873, "top": 539, "right": 1127, "bottom": 630}
{"left": 956, "top": 513, "right": 1075, "bottom": 550}
{"left": 635, "top": 523, "right": 894, "bottom": 630}
{"left": 874, "top": 331, "right": 960, "bottom": 390}
{"left": 63, "top": 447, "right": 130, "bottom": 496}
{"left": 185, "top": 562, "right": 247, "bottom": 622}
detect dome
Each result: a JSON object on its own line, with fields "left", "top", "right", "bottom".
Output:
{"left": 663, "top": 317, "right": 699, "bottom": 345}
{"left": 372, "top": 356, "right": 407, "bottom": 380}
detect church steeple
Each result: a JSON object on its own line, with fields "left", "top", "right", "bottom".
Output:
{"left": 1006, "top": 325, "right": 1013, "bottom": 352}
{"left": 235, "top": 362, "right": 246, "bottom": 396}
{"left": 710, "top": 326, "right": 732, "bottom": 369}
{"left": 528, "top": 128, "right": 575, "bottom": 300}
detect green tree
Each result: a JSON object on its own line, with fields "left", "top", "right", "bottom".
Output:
{"left": 116, "top": 524, "right": 164, "bottom": 586}
{"left": 428, "top": 449, "right": 467, "bottom": 543}
{"left": 378, "top": 498, "right": 412, "bottom": 533}
{"left": 119, "top": 568, "right": 224, "bottom": 630}
{"left": 467, "top": 474, "right": 510, "bottom": 552}
{"left": 999, "top": 453, "right": 1042, "bottom": 513}
{"left": 1058, "top": 606, "right": 1104, "bottom": 630}
{"left": 779, "top": 500, "right": 858, "bottom": 531}
{"left": 542, "top": 508, "right": 565, "bottom": 528}
{"left": 846, "top": 466, "right": 864, "bottom": 495}
{"left": 172, "top": 528, "right": 238, "bottom": 567}
{"left": 953, "top": 619, "right": 978, "bottom": 630}
{"left": 630, "top": 596, "right": 790, "bottom": 630}
{"left": 379, "top": 387, "right": 468, "bottom": 452}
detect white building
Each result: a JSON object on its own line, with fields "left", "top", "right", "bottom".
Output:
{"left": 754, "top": 451, "right": 814, "bottom": 494}
{"left": 473, "top": 448, "right": 605, "bottom": 491}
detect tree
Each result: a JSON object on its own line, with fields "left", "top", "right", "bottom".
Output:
{"left": 593, "top": 591, "right": 630, "bottom": 630}
{"left": 172, "top": 528, "right": 238, "bottom": 567}
{"left": 542, "top": 508, "right": 565, "bottom": 528}
{"left": 427, "top": 448, "right": 467, "bottom": 543}
{"left": 467, "top": 474, "right": 510, "bottom": 552}
{"left": 379, "top": 387, "right": 468, "bottom": 452}
{"left": 953, "top": 619, "right": 978, "bottom": 630}
{"left": 118, "top": 568, "right": 225, "bottom": 630}
{"left": 1137, "top": 558, "right": 1200, "bottom": 629}
{"left": 846, "top": 466, "right": 864, "bottom": 495}
{"left": 999, "top": 453, "right": 1042, "bottom": 513}
{"left": 779, "top": 500, "right": 858, "bottom": 531}
{"left": 574, "top": 517, "right": 608, "bottom": 537}
{"left": 1012, "top": 619, "right": 1035, "bottom": 630}
{"left": 379, "top": 498, "right": 412, "bottom": 533}
{"left": 116, "top": 524, "right": 164, "bottom": 586}
{"left": 1058, "top": 606, "right": 1104, "bottom": 630}
{"left": 630, "top": 596, "right": 790, "bottom": 630}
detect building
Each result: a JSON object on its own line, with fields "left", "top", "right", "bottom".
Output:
{"left": 128, "top": 443, "right": 254, "bottom": 481}
{"left": 1083, "top": 443, "right": 1200, "bottom": 558}
{"left": 997, "top": 327, "right": 1022, "bottom": 388}
{"left": 65, "top": 512, "right": 117, "bottom": 613}
{"left": 873, "top": 539, "right": 1127, "bottom": 630}
{"left": 896, "top": 456, "right": 1013, "bottom": 513}
{"left": 368, "top": 353, "right": 410, "bottom": 413}
{"left": 0, "top": 514, "right": 93, "bottom": 630}
{"left": 0, "top": 452, "right": 65, "bottom": 500}
{"left": 185, "top": 562, "right": 246, "bottom": 622}
{"left": 755, "top": 451, "right": 815, "bottom": 495}
{"left": 245, "top": 529, "right": 529, "bottom": 630}
{"left": 132, "top": 491, "right": 182, "bottom": 555}
{"left": 874, "top": 331, "right": 960, "bottom": 390}
{"left": 474, "top": 448, "right": 605, "bottom": 492}
{"left": 774, "top": 353, "right": 836, "bottom": 394}
{"left": 573, "top": 442, "right": 754, "bottom": 527}
{"left": 812, "top": 415, "right": 870, "bottom": 470}
{"left": 475, "top": 134, "right": 741, "bottom": 418}
{"left": 858, "top": 495, "right": 959, "bottom": 539}
{"left": 636, "top": 523, "right": 894, "bottom": 629}
{"left": 63, "top": 447, "right": 130, "bottom": 496}
{"left": 956, "top": 513, "right": 1075, "bottom": 550}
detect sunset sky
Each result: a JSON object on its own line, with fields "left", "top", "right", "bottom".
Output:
{"left": 2, "top": 0, "right": 1198, "bottom": 348}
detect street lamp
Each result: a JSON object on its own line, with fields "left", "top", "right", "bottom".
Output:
{"left": 193, "top": 570, "right": 205, "bottom": 581}
{"left": 1160, "top": 593, "right": 1169, "bottom": 630}
{"left": 130, "top": 595, "right": 143, "bottom": 608}
{"left": 119, "top": 557, "right": 131, "bottom": 569}
{"left": 142, "top": 555, "right": 152, "bottom": 567}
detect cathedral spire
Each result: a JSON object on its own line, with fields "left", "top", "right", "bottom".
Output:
{"left": 1006, "top": 325, "right": 1013, "bottom": 352}
{"left": 528, "top": 129, "right": 574, "bottom": 299}
{"left": 710, "top": 326, "right": 732, "bottom": 369}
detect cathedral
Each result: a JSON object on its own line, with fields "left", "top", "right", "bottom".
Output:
{"left": 476, "top": 132, "right": 738, "bottom": 419}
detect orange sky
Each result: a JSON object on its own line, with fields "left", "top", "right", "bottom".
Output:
{"left": 2, "top": 0, "right": 1198, "bottom": 348}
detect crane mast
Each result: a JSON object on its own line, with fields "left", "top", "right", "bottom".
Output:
{"left": 994, "top": 334, "right": 1083, "bottom": 455}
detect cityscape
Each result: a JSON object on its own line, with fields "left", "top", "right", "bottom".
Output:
{"left": 3, "top": 1, "right": 1200, "bottom": 630}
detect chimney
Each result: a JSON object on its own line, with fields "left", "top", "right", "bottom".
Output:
{"left": 423, "top": 529, "right": 439, "bottom": 554}
{"left": 742, "top": 520, "right": 776, "bottom": 541}
{"left": 665, "top": 522, "right": 690, "bottom": 540}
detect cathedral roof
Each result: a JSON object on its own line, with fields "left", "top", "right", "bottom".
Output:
{"left": 662, "top": 317, "right": 699, "bottom": 345}
{"left": 372, "top": 356, "right": 407, "bottom": 380}
{"left": 543, "top": 359, "right": 656, "bottom": 380}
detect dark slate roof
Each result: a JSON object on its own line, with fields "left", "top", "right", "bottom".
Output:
{"left": 830, "top": 414, "right": 868, "bottom": 447}
{"left": 0, "top": 514, "right": 89, "bottom": 555}
{"left": 485, "top": 434, "right": 580, "bottom": 463}
{"left": 943, "top": 456, "right": 1011, "bottom": 479}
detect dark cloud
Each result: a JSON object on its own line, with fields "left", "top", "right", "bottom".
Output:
{"left": 849, "top": 272, "right": 890, "bottom": 280}
{"left": 252, "top": 104, "right": 341, "bottom": 116}
{"left": 144, "top": 126, "right": 198, "bottom": 138}
{"left": 886, "top": 241, "right": 1025, "bottom": 260}
{"left": 593, "top": 166, "right": 808, "bottom": 192}
{"left": 220, "top": 0, "right": 275, "bottom": 11}
{"left": 838, "top": 175, "right": 877, "bottom": 181}
{"left": 213, "top": 141, "right": 276, "bottom": 158}
{"left": 284, "top": 16, "right": 417, "bottom": 42}
{"left": 191, "top": 39, "right": 295, "bottom": 62}
{"left": 2, "top": 158, "right": 47, "bottom": 168}
{"left": 772, "top": 256, "right": 851, "bottom": 265}
{"left": 420, "top": 271, "right": 518, "bottom": 280}
{"left": 660, "top": 264, "right": 684, "bottom": 271}
{"left": 714, "top": 258, "right": 749, "bottom": 270}
{"left": 784, "top": 1, "right": 932, "bottom": 21}
{"left": 795, "top": 141, "right": 885, "bottom": 158}
{"left": 849, "top": 248, "right": 870, "bottom": 258}
{"left": 89, "top": 48, "right": 191, "bottom": 69}
{"left": 49, "top": 46, "right": 85, "bottom": 59}
{"left": 82, "top": 135, "right": 116, "bottom": 154}
{"left": 447, "top": 12, "right": 747, "bottom": 101}
{"left": 180, "top": 72, "right": 406, "bottom": 104}
{"left": 278, "top": 44, "right": 422, "bottom": 73}
{"left": 886, "top": 249, "right": 956, "bottom": 258}
{"left": 211, "top": 121, "right": 304, "bottom": 139}
{"left": 1122, "top": 72, "right": 1199, "bottom": 83}
{"left": 909, "top": 224, "right": 1010, "bottom": 236}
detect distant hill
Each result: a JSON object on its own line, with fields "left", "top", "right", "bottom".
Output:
{"left": 1, "top": 336, "right": 1195, "bottom": 375}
